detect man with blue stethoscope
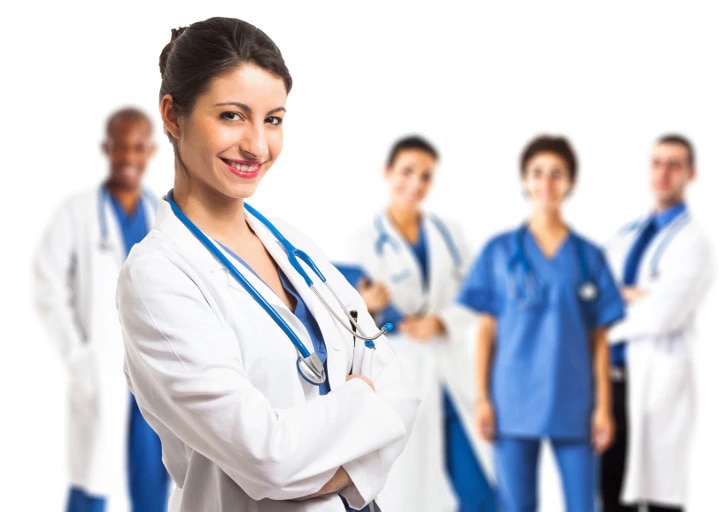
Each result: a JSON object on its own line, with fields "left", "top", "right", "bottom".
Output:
{"left": 32, "top": 107, "right": 170, "bottom": 512}
{"left": 599, "top": 135, "right": 715, "bottom": 512}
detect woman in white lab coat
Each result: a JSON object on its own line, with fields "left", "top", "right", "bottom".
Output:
{"left": 115, "top": 17, "right": 418, "bottom": 512}
{"left": 336, "top": 136, "right": 497, "bottom": 512}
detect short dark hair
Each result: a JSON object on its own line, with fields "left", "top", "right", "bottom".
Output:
{"left": 656, "top": 133, "right": 695, "bottom": 167}
{"left": 386, "top": 135, "right": 439, "bottom": 167}
{"left": 105, "top": 107, "right": 152, "bottom": 137}
{"left": 159, "top": 17, "right": 292, "bottom": 131}
{"left": 520, "top": 135, "right": 578, "bottom": 180}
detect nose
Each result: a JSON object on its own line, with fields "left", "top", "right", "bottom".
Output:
{"left": 240, "top": 122, "right": 267, "bottom": 160}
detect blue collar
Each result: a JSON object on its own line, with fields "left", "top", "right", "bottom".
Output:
{"left": 653, "top": 203, "right": 687, "bottom": 230}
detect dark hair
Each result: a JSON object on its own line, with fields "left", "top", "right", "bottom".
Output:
{"left": 159, "top": 17, "right": 292, "bottom": 124}
{"left": 105, "top": 107, "right": 152, "bottom": 137}
{"left": 520, "top": 135, "right": 578, "bottom": 180}
{"left": 386, "top": 135, "right": 439, "bottom": 167}
{"left": 656, "top": 133, "right": 695, "bottom": 167}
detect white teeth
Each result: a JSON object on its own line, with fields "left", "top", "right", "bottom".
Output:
{"left": 228, "top": 160, "right": 258, "bottom": 172}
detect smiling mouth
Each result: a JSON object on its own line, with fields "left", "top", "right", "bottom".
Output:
{"left": 222, "top": 158, "right": 262, "bottom": 178}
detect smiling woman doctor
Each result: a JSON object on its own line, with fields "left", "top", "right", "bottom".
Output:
{"left": 336, "top": 136, "right": 497, "bottom": 512}
{"left": 115, "top": 17, "right": 418, "bottom": 512}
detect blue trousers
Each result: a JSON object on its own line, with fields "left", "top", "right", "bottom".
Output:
{"left": 494, "top": 436, "right": 597, "bottom": 512}
{"left": 443, "top": 390, "right": 498, "bottom": 512}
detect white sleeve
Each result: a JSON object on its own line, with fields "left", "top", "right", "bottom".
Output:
{"left": 608, "top": 234, "right": 714, "bottom": 342}
{"left": 117, "top": 251, "right": 412, "bottom": 503}
{"left": 301, "top": 244, "right": 421, "bottom": 507}
{"left": 31, "top": 201, "right": 85, "bottom": 364}
{"left": 438, "top": 219, "right": 479, "bottom": 343}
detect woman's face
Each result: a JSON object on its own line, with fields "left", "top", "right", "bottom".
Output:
{"left": 521, "top": 151, "right": 573, "bottom": 213}
{"left": 171, "top": 63, "right": 288, "bottom": 201}
{"left": 385, "top": 148, "right": 437, "bottom": 212}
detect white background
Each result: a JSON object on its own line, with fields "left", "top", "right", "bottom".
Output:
{"left": 2, "top": 0, "right": 725, "bottom": 510}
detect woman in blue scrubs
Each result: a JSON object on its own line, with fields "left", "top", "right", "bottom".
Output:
{"left": 457, "top": 135, "right": 625, "bottom": 511}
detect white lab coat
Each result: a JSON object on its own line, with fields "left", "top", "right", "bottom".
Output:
{"left": 32, "top": 186, "right": 157, "bottom": 511}
{"left": 115, "top": 200, "right": 420, "bottom": 512}
{"left": 339, "top": 212, "right": 496, "bottom": 512}
{"left": 605, "top": 212, "right": 714, "bottom": 506}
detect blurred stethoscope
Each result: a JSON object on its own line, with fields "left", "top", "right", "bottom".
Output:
{"left": 167, "top": 190, "right": 392, "bottom": 386}
{"left": 627, "top": 210, "right": 691, "bottom": 279}
{"left": 508, "top": 224, "right": 598, "bottom": 306}
{"left": 374, "top": 213, "right": 464, "bottom": 281}
{"left": 97, "top": 185, "right": 158, "bottom": 251}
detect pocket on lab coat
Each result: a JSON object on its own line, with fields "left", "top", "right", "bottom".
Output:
{"left": 67, "top": 343, "right": 99, "bottom": 417}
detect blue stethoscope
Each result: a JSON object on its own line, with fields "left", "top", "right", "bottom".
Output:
{"left": 508, "top": 224, "right": 598, "bottom": 306}
{"left": 166, "top": 191, "right": 392, "bottom": 386}
{"left": 630, "top": 210, "right": 691, "bottom": 279}
{"left": 374, "top": 213, "right": 464, "bottom": 280}
{"left": 97, "top": 184, "right": 158, "bottom": 251}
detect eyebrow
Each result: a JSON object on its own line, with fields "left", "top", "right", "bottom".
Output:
{"left": 214, "top": 102, "right": 286, "bottom": 116}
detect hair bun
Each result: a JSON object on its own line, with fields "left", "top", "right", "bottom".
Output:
{"left": 159, "top": 26, "right": 188, "bottom": 77}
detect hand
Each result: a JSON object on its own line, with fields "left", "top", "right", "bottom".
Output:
{"left": 358, "top": 279, "right": 390, "bottom": 313}
{"left": 293, "top": 467, "right": 352, "bottom": 501}
{"left": 621, "top": 286, "right": 648, "bottom": 304}
{"left": 475, "top": 398, "right": 496, "bottom": 442}
{"left": 591, "top": 405, "right": 614, "bottom": 454}
{"left": 346, "top": 373, "right": 375, "bottom": 391}
{"left": 398, "top": 315, "right": 445, "bottom": 341}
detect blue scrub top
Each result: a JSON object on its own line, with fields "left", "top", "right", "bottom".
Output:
{"left": 457, "top": 227, "right": 625, "bottom": 439}
{"left": 109, "top": 192, "right": 149, "bottom": 257}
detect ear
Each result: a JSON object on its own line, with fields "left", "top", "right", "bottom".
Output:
{"left": 160, "top": 94, "right": 182, "bottom": 139}
{"left": 101, "top": 140, "right": 111, "bottom": 157}
{"left": 689, "top": 166, "right": 697, "bottom": 182}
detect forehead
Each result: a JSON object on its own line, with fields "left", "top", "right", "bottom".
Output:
{"left": 392, "top": 148, "right": 437, "bottom": 167}
{"left": 107, "top": 117, "right": 151, "bottom": 140}
{"left": 652, "top": 142, "right": 689, "bottom": 161}
{"left": 525, "top": 151, "right": 568, "bottom": 168}
{"left": 198, "top": 63, "right": 288, "bottom": 105}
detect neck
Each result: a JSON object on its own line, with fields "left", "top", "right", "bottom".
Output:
{"left": 387, "top": 204, "right": 420, "bottom": 230}
{"left": 173, "top": 172, "right": 251, "bottom": 240}
{"left": 105, "top": 181, "right": 141, "bottom": 214}
{"left": 655, "top": 198, "right": 684, "bottom": 213}
{"left": 528, "top": 209, "right": 566, "bottom": 233}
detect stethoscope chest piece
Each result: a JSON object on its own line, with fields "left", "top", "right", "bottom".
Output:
{"left": 578, "top": 281, "right": 598, "bottom": 301}
{"left": 297, "top": 354, "right": 327, "bottom": 385}
{"left": 98, "top": 238, "right": 113, "bottom": 252}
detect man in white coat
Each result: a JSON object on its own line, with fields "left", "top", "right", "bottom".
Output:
{"left": 600, "top": 134, "right": 714, "bottom": 512}
{"left": 32, "top": 107, "right": 169, "bottom": 512}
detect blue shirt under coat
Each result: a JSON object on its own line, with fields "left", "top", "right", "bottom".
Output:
{"left": 109, "top": 192, "right": 149, "bottom": 257}
{"left": 457, "top": 227, "right": 625, "bottom": 439}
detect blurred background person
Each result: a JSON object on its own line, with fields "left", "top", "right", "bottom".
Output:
{"left": 335, "top": 135, "right": 497, "bottom": 511}
{"left": 600, "top": 135, "right": 715, "bottom": 512}
{"left": 31, "top": 107, "right": 169, "bottom": 512}
{"left": 457, "top": 135, "right": 625, "bottom": 511}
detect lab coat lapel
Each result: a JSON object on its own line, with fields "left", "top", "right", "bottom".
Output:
{"left": 155, "top": 200, "right": 290, "bottom": 313}
{"left": 244, "top": 209, "right": 322, "bottom": 357}
{"left": 245, "top": 209, "right": 350, "bottom": 388}
{"left": 377, "top": 212, "right": 427, "bottom": 311}
{"left": 422, "top": 214, "right": 450, "bottom": 312}
{"left": 97, "top": 187, "right": 127, "bottom": 267}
